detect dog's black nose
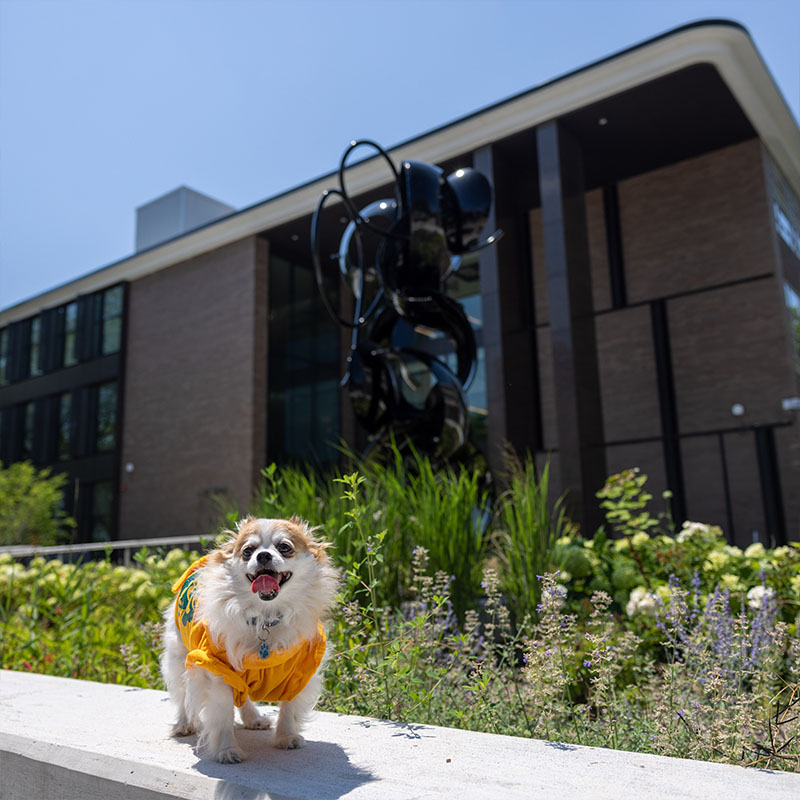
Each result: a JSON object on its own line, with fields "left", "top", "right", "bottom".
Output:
{"left": 256, "top": 550, "right": 272, "bottom": 565}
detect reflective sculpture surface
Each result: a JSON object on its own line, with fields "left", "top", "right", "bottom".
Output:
{"left": 311, "top": 140, "right": 500, "bottom": 460}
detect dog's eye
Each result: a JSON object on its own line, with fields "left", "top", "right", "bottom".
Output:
{"left": 277, "top": 541, "right": 293, "bottom": 556}
{"left": 242, "top": 546, "right": 255, "bottom": 560}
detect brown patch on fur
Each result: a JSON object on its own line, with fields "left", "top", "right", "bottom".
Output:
{"left": 284, "top": 517, "right": 331, "bottom": 563}
{"left": 230, "top": 517, "right": 260, "bottom": 557}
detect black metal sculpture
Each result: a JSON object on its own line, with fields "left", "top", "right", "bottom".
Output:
{"left": 311, "top": 140, "right": 500, "bottom": 460}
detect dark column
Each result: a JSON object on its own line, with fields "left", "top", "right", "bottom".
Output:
{"left": 535, "top": 121, "right": 606, "bottom": 535}
{"left": 754, "top": 425, "right": 787, "bottom": 547}
{"left": 650, "top": 299, "right": 687, "bottom": 525}
{"left": 474, "top": 144, "right": 541, "bottom": 478}
{"left": 602, "top": 184, "right": 627, "bottom": 309}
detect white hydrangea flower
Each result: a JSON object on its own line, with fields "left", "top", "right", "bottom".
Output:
{"left": 626, "top": 586, "right": 659, "bottom": 617}
{"left": 704, "top": 550, "right": 730, "bottom": 570}
{"left": 720, "top": 573, "right": 746, "bottom": 592}
{"left": 744, "top": 542, "right": 767, "bottom": 559}
{"left": 746, "top": 584, "right": 775, "bottom": 610}
{"left": 676, "top": 521, "right": 712, "bottom": 543}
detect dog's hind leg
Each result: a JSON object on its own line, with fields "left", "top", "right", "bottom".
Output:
{"left": 239, "top": 699, "right": 272, "bottom": 729}
{"left": 160, "top": 612, "right": 196, "bottom": 737}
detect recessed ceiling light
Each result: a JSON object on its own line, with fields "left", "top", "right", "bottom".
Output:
{"left": 598, "top": 117, "right": 608, "bottom": 126}
{"left": 291, "top": 234, "right": 299, "bottom": 241}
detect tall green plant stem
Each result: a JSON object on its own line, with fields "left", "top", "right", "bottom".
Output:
{"left": 335, "top": 472, "right": 393, "bottom": 718}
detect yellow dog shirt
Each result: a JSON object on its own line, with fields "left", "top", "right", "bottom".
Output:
{"left": 172, "top": 556, "right": 326, "bottom": 708}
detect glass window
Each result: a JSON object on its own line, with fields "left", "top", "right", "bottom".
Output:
{"left": 90, "top": 481, "right": 113, "bottom": 542}
{"left": 95, "top": 381, "right": 117, "bottom": 453}
{"left": 0, "top": 328, "right": 8, "bottom": 386}
{"left": 447, "top": 253, "right": 487, "bottom": 421}
{"left": 63, "top": 302, "right": 78, "bottom": 367}
{"left": 101, "top": 286, "right": 123, "bottom": 355}
{"left": 58, "top": 392, "right": 72, "bottom": 461}
{"left": 766, "top": 155, "right": 800, "bottom": 261}
{"left": 21, "top": 401, "right": 35, "bottom": 460}
{"left": 268, "top": 257, "right": 340, "bottom": 464}
{"left": 785, "top": 283, "right": 800, "bottom": 363}
{"left": 446, "top": 255, "right": 487, "bottom": 443}
{"left": 29, "top": 317, "right": 42, "bottom": 377}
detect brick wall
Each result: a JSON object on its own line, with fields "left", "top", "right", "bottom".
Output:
{"left": 528, "top": 139, "right": 798, "bottom": 543}
{"left": 619, "top": 139, "right": 774, "bottom": 300}
{"left": 119, "top": 237, "right": 268, "bottom": 539}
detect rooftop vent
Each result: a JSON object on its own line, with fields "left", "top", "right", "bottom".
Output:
{"left": 135, "top": 186, "right": 235, "bottom": 252}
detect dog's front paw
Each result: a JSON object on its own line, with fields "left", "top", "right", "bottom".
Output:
{"left": 214, "top": 746, "right": 246, "bottom": 764}
{"left": 274, "top": 733, "right": 305, "bottom": 750}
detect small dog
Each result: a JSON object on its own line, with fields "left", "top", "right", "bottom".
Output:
{"left": 161, "top": 516, "right": 338, "bottom": 762}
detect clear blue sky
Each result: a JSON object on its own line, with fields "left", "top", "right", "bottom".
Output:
{"left": 1, "top": 0, "right": 798, "bottom": 310}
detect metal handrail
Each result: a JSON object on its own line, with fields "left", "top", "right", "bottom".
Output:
{"left": 0, "top": 535, "right": 210, "bottom": 566}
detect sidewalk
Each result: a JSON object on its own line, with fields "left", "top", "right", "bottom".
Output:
{"left": 1, "top": 669, "right": 798, "bottom": 799}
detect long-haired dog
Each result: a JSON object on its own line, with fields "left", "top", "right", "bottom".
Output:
{"left": 160, "top": 516, "right": 338, "bottom": 762}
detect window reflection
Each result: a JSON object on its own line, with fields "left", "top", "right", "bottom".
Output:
{"left": 21, "top": 401, "right": 35, "bottom": 460}
{"left": 785, "top": 283, "right": 800, "bottom": 363}
{"left": 101, "top": 286, "right": 124, "bottom": 355}
{"left": 95, "top": 381, "right": 117, "bottom": 452}
{"left": 29, "top": 317, "right": 42, "bottom": 377}
{"left": 0, "top": 329, "right": 8, "bottom": 386}
{"left": 90, "top": 481, "right": 113, "bottom": 542}
{"left": 58, "top": 392, "right": 72, "bottom": 461}
{"left": 268, "top": 256, "right": 340, "bottom": 464}
{"left": 63, "top": 302, "right": 78, "bottom": 367}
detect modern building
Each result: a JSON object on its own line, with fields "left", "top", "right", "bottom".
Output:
{"left": 1, "top": 20, "right": 798, "bottom": 546}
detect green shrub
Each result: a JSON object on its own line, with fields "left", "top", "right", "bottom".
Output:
{"left": 0, "top": 461, "right": 76, "bottom": 546}
{"left": 0, "top": 548, "right": 198, "bottom": 682}
{"left": 547, "top": 470, "right": 800, "bottom": 627}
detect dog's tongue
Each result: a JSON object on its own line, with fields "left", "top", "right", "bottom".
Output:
{"left": 252, "top": 573, "right": 280, "bottom": 595}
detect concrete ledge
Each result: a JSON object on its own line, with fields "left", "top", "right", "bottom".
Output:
{"left": 1, "top": 670, "right": 798, "bottom": 799}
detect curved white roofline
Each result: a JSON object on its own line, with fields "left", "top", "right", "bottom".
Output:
{"left": 2, "top": 20, "right": 798, "bottom": 325}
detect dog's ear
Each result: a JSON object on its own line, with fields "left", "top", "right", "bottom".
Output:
{"left": 307, "top": 538, "right": 332, "bottom": 560}
{"left": 208, "top": 530, "right": 237, "bottom": 564}
{"left": 236, "top": 515, "right": 256, "bottom": 531}
{"left": 287, "top": 516, "right": 331, "bottom": 561}
{"left": 305, "top": 526, "right": 333, "bottom": 561}
{"left": 218, "top": 537, "right": 236, "bottom": 556}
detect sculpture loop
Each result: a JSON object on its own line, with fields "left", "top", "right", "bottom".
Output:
{"left": 311, "top": 141, "right": 500, "bottom": 459}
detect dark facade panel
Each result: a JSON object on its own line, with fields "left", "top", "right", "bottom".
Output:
{"left": 536, "top": 121, "right": 607, "bottom": 534}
